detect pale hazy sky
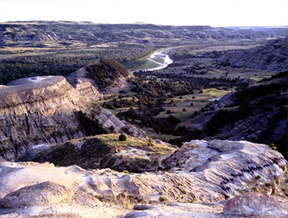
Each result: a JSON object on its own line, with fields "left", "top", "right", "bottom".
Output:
{"left": 1, "top": 0, "right": 287, "bottom": 26}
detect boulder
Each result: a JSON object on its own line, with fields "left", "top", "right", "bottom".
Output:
{"left": 0, "top": 181, "right": 70, "bottom": 208}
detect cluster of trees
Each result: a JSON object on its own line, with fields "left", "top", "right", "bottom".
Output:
{"left": 130, "top": 77, "right": 198, "bottom": 106}
{"left": 134, "top": 70, "right": 241, "bottom": 90}
{"left": 102, "top": 76, "right": 201, "bottom": 110}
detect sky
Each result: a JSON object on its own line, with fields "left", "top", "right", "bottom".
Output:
{"left": 0, "top": 0, "right": 288, "bottom": 27}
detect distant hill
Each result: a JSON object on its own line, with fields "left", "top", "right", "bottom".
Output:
{"left": 219, "top": 37, "right": 288, "bottom": 72}
{"left": 1, "top": 21, "right": 288, "bottom": 48}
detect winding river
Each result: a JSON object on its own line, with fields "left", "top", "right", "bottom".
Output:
{"left": 133, "top": 49, "right": 173, "bottom": 72}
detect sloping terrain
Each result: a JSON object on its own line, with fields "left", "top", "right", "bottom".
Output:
{"left": 219, "top": 37, "right": 288, "bottom": 72}
{"left": 66, "top": 58, "right": 133, "bottom": 98}
{"left": 85, "top": 59, "right": 133, "bottom": 92}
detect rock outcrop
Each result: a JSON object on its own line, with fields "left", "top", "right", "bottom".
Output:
{"left": 219, "top": 37, "right": 288, "bottom": 72}
{"left": 0, "top": 75, "right": 145, "bottom": 161}
{"left": 66, "top": 59, "right": 133, "bottom": 97}
{"left": 163, "top": 140, "right": 287, "bottom": 200}
{"left": 0, "top": 139, "right": 287, "bottom": 217}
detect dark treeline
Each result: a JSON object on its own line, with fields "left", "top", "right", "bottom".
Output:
{"left": 117, "top": 108, "right": 183, "bottom": 135}
{"left": 0, "top": 47, "right": 154, "bottom": 84}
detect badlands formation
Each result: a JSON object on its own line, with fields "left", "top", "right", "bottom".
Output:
{"left": 0, "top": 71, "right": 287, "bottom": 217}
{"left": 0, "top": 73, "right": 144, "bottom": 161}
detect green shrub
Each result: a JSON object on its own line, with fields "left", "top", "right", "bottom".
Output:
{"left": 119, "top": 134, "right": 127, "bottom": 141}
{"left": 252, "top": 186, "right": 258, "bottom": 192}
{"left": 159, "top": 196, "right": 167, "bottom": 202}
{"left": 123, "top": 170, "right": 130, "bottom": 174}
{"left": 256, "top": 175, "right": 262, "bottom": 180}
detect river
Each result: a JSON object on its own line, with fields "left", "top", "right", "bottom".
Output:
{"left": 133, "top": 49, "right": 173, "bottom": 72}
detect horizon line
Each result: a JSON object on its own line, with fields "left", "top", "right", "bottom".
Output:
{"left": 1, "top": 20, "right": 288, "bottom": 28}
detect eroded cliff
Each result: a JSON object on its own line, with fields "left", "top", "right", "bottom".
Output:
{"left": 0, "top": 76, "right": 144, "bottom": 161}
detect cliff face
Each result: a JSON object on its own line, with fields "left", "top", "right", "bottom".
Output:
{"left": 0, "top": 76, "right": 87, "bottom": 161}
{"left": 0, "top": 75, "right": 144, "bottom": 161}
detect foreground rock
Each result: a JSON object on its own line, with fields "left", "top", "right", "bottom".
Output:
{"left": 126, "top": 202, "right": 224, "bottom": 218}
{"left": 163, "top": 140, "right": 288, "bottom": 200}
{"left": 1, "top": 140, "right": 287, "bottom": 217}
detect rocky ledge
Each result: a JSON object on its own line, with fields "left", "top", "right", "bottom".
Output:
{"left": 1, "top": 139, "right": 287, "bottom": 217}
